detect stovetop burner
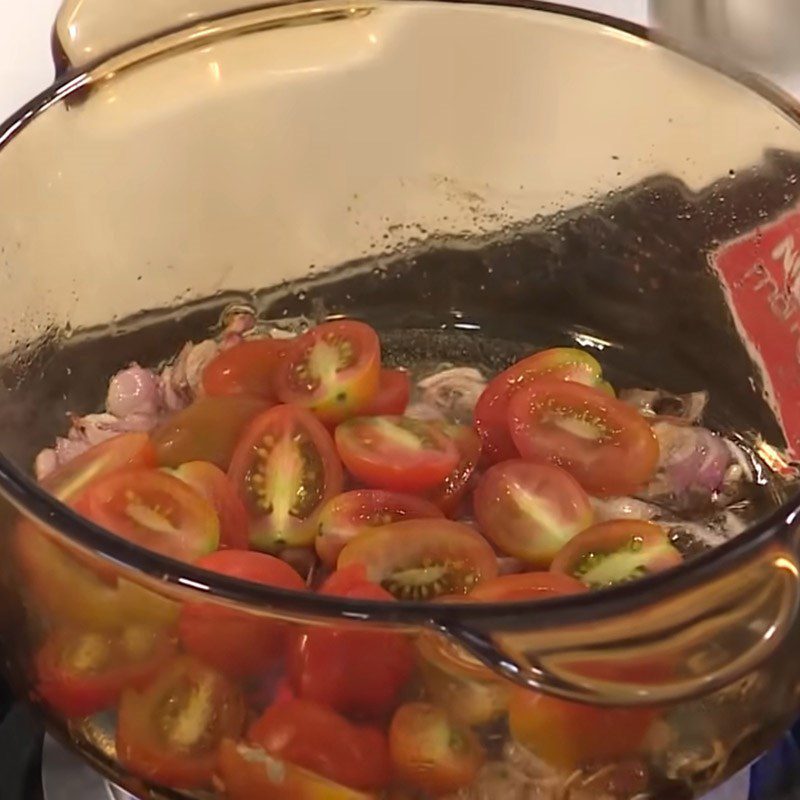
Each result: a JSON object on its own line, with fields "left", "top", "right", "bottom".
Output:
{"left": 41, "top": 736, "right": 133, "bottom": 800}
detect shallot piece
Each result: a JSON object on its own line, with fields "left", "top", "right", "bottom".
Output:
{"left": 620, "top": 388, "right": 708, "bottom": 426}
{"left": 160, "top": 338, "right": 219, "bottom": 410}
{"left": 416, "top": 367, "right": 487, "bottom": 423}
{"left": 106, "top": 363, "right": 161, "bottom": 419}
{"left": 219, "top": 308, "right": 257, "bottom": 350}
{"left": 590, "top": 496, "right": 661, "bottom": 522}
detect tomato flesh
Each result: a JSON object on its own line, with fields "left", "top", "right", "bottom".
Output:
{"left": 427, "top": 424, "right": 482, "bottom": 517}
{"left": 249, "top": 698, "right": 390, "bottom": 792}
{"left": 389, "top": 702, "right": 485, "bottom": 796}
{"left": 35, "top": 627, "right": 173, "bottom": 718}
{"left": 550, "top": 519, "right": 683, "bottom": 588}
{"left": 75, "top": 468, "right": 219, "bottom": 562}
{"left": 153, "top": 395, "right": 268, "bottom": 470}
{"left": 508, "top": 378, "right": 659, "bottom": 497}
{"left": 362, "top": 369, "right": 411, "bottom": 416}
{"left": 116, "top": 655, "right": 245, "bottom": 788}
{"left": 202, "top": 339, "right": 284, "bottom": 400}
{"left": 473, "top": 460, "right": 593, "bottom": 566}
{"left": 179, "top": 550, "right": 304, "bottom": 678}
{"left": 338, "top": 519, "right": 498, "bottom": 600}
{"left": 228, "top": 405, "right": 343, "bottom": 551}
{"left": 474, "top": 348, "right": 605, "bottom": 465}
{"left": 289, "top": 567, "right": 414, "bottom": 717}
{"left": 315, "top": 489, "right": 443, "bottom": 567}
{"left": 335, "top": 416, "right": 460, "bottom": 493}
{"left": 170, "top": 461, "right": 250, "bottom": 550}
{"left": 275, "top": 320, "right": 381, "bottom": 425}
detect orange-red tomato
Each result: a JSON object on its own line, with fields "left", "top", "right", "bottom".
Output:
{"left": 275, "top": 320, "right": 381, "bottom": 425}
{"left": 179, "top": 550, "right": 305, "bottom": 678}
{"left": 202, "top": 339, "right": 285, "bottom": 400}
{"left": 362, "top": 369, "right": 411, "bottom": 416}
{"left": 508, "top": 378, "right": 659, "bottom": 497}
{"left": 389, "top": 703, "right": 485, "bottom": 796}
{"left": 427, "top": 424, "right": 482, "bottom": 517}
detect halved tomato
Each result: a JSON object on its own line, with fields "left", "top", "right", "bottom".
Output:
{"left": 362, "top": 369, "right": 411, "bottom": 416}
{"left": 337, "top": 519, "right": 498, "bottom": 600}
{"left": 427, "top": 424, "right": 482, "bottom": 517}
{"left": 550, "top": 519, "right": 683, "bottom": 589}
{"left": 275, "top": 320, "right": 381, "bottom": 425}
{"left": 249, "top": 698, "right": 391, "bottom": 792}
{"left": 170, "top": 461, "right": 249, "bottom": 550}
{"left": 218, "top": 739, "right": 378, "bottom": 800}
{"left": 335, "top": 416, "right": 460, "bottom": 493}
{"left": 41, "top": 432, "right": 157, "bottom": 501}
{"left": 227, "top": 405, "right": 343, "bottom": 551}
{"left": 508, "top": 379, "right": 659, "bottom": 497}
{"left": 116, "top": 655, "right": 245, "bottom": 788}
{"left": 389, "top": 702, "right": 485, "bottom": 796}
{"left": 35, "top": 626, "right": 174, "bottom": 718}
{"left": 202, "top": 338, "right": 285, "bottom": 400}
{"left": 179, "top": 550, "right": 304, "bottom": 678}
{"left": 314, "top": 490, "right": 443, "bottom": 567}
{"left": 153, "top": 395, "right": 268, "bottom": 470}
{"left": 75, "top": 469, "right": 219, "bottom": 562}
{"left": 469, "top": 571, "right": 588, "bottom": 601}
{"left": 288, "top": 566, "right": 415, "bottom": 717}
{"left": 474, "top": 348, "right": 605, "bottom": 465}
{"left": 473, "top": 461, "right": 593, "bottom": 566}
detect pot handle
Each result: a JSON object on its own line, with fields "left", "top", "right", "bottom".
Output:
{"left": 52, "top": 0, "right": 273, "bottom": 74}
{"left": 429, "top": 549, "right": 800, "bottom": 706}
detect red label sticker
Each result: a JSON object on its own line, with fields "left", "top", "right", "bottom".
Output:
{"left": 711, "top": 206, "right": 800, "bottom": 465}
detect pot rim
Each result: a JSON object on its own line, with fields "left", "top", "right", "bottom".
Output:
{"left": 1, "top": 0, "right": 799, "bottom": 630}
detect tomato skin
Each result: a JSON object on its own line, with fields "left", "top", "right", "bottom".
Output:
{"left": 153, "top": 395, "right": 268, "bottom": 470}
{"left": 275, "top": 320, "right": 381, "bottom": 425}
{"left": 315, "top": 490, "right": 444, "bottom": 568}
{"left": 469, "top": 571, "right": 588, "bottom": 601}
{"left": 389, "top": 702, "right": 485, "bottom": 796}
{"left": 171, "top": 461, "right": 250, "bottom": 550}
{"left": 427, "top": 424, "right": 482, "bottom": 517}
{"left": 218, "top": 739, "right": 378, "bottom": 800}
{"left": 335, "top": 416, "right": 460, "bottom": 493}
{"left": 228, "top": 405, "right": 344, "bottom": 551}
{"left": 179, "top": 551, "right": 304, "bottom": 678}
{"left": 75, "top": 468, "right": 220, "bottom": 562}
{"left": 35, "top": 627, "right": 174, "bottom": 718}
{"left": 337, "top": 519, "right": 499, "bottom": 600}
{"left": 202, "top": 339, "right": 285, "bottom": 400}
{"left": 288, "top": 569, "right": 414, "bottom": 717}
{"left": 550, "top": 519, "right": 683, "bottom": 588}
{"left": 508, "top": 379, "right": 659, "bottom": 497}
{"left": 117, "top": 655, "right": 245, "bottom": 788}
{"left": 475, "top": 348, "right": 605, "bottom": 465}
{"left": 362, "top": 369, "right": 411, "bottom": 416}
{"left": 473, "top": 461, "right": 594, "bottom": 566}
{"left": 249, "top": 699, "right": 391, "bottom": 792}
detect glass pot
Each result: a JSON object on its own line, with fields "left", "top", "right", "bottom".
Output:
{"left": 0, "top": 1, "right": 799, "bottom": 798}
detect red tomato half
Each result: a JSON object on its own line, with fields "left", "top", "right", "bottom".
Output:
{"left": 179, "top": 550, "right": 305, "bottom": 678}
{"left": 289, "top": 567, "right": 415, "bottom": 717}
{"left": 153, "top": 395, "right": 268, "bottom": 470}
{"left": 171, "top": 461, "right": 249, "bottom": 550}
{"left": 249, "top": 699, "right": 391, "bottom": 792}
{"left": 275, "top": 320, "right": 381, "bottom": 425}
{"left": 389, "top": 703, "right": 485, "bottom": 796}
{"left": 337, "top": 519, "right": 498, "bottom": 600}
{"left": 41, "top": 432, "right": 157, "bottom": 501}
{"left": 228, "top": 405, "right": 343, "bottom": 551}
{"left": 508, "top": 379, "right": 659, "bottom": 497}
{"left": 362, "top": 369, "right": 411, "bottom": 416}
{"left": 474, "top": 348, "right": 605, "bottom": 465}
{"left": 218, "top": 739, "right": 378, "bottom": 800}
{"left": 202, "top": 339, "right": 285, "bottom": 400}
{"left": 75, "top": 469, "right": 219, "bottom": 562}
{"left": 315, "top": 489, "right": 444, "bottom": 567}
{"left": 116, "top": 655, "right": 245, "bottom": 788}
{"left": 427, "top": 424, "right": 482, "bottom": 517}
{"left": 35, "top": 627, "right": 173, "bottom": 718}
{"left": 473, "top": 461, "right": 593, "bottom": 566}
{"left": 550, "top": 519, "right": 683, "bottom": 589}
{"left": 335, "top": 416, "right": 459, "bottom": 493}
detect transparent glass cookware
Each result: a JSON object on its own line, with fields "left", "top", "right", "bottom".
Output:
{"left": 0, "top": 1, "right": 799, "bottom": 799}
